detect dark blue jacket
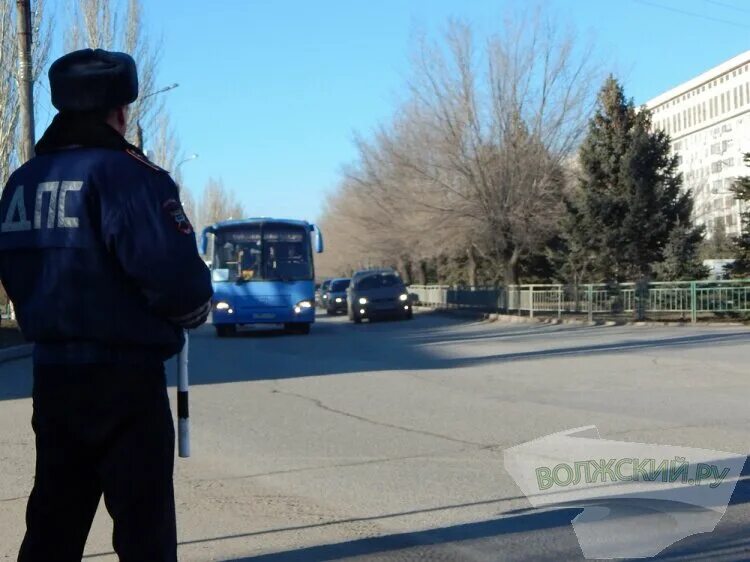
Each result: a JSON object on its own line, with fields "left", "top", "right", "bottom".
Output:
{"left": 0, "top": 146, "right": 212, "bottom": 364}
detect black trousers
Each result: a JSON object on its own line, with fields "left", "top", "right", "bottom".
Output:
{"left": 18, "top": 362, "right": 177, "bottom": 562}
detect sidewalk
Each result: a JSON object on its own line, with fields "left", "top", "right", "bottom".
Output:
{"left": 416, "top": 306, "right": 748, "bottom": 328}
{"left": 0, "top": 321, "right": 32, "bottom": 364}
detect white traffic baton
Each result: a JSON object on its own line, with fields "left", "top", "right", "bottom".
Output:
{"left": 177, "top": 330, "right": 190, "bottom": 458}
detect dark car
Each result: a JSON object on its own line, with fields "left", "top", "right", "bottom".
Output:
{"left": 316, "top": 279, "right": 332, "bottom": 308}
{"left": 347, "top": 269, "right": 412, "bottom": 323}
{"left": 325, "top": 278, "right": 351, "bottom": 315}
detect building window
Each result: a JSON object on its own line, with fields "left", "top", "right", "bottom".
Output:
{"left": 734, "top": 87, "right": 738, "bottom": 108}
{"left": 721, "top": 94, "right": 726, "bottom": 113}
{"left": 741, "top": 87, "right": 745, "bottom": 107}
{"left": 711, "top": 162, "right": 722, "bottom": 173}
{"left": 711, "top": 142, "right": 721, "bottom": 154}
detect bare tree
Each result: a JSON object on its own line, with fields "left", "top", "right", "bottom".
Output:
{"left": 179, "top": 186, "right": 197, "bottom": 228}
{"left": 322, "top": 15, "right": 599, "bottom": 285}
{"left": 65, "top": 0, "right": 162, "bottom": 146}
{"left": 197, "top": 177, "right": 244, "bottom": 233}
{"left": 0, "top": 0, "right": 51, "bottom": 186}
{"left": 150, "top": 111, "right": 180, "bottom": 172}
{"left": 0, "top": 3, "right": 19, "bottom": 187}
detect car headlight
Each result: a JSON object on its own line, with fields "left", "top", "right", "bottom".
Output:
{"left": 335, "top": 297, "right": 343, "bottom": 303}
{"left": 215, "top": 302, "right": 231, "bottom": 310}
{"left": 358, "top": 297, "right": 368, "bottom": 305}
{"left": 294, "top": 300, "right": 313, "bottom": 314}
{"left": 399, "top": 294, "right": 409, "bottom": 302}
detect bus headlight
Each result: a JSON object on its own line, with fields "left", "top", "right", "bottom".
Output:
{"left": 358, "top": 297, "right": 368, "bottom": 305}
{"left": 215, "top": 302, "right": 231, "bottom": 310}
{"left": 294, "top": 300, "right": 313, "bottom": 314}
{"left": 399, "top": 294, "right": 409, "bottom": 302}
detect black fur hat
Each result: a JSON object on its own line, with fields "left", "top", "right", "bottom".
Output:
{"left": 49, "top": 49, "right": 138, "bottom": 112}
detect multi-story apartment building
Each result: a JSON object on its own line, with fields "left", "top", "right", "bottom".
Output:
{"left": 645, "top": 51, "right": 750, "bottom": 238}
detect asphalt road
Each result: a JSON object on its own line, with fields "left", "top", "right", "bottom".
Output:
{"left": 1, "top": 311, "right": 750, "bottom": 561}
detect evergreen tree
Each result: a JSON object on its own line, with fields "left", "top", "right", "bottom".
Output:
{"left": 699, "top": 217, "right": 736, "bottom": 260}
{"left": 727, "top": 154, "right": 750, "bottom": 277}
{"left": 564, "top": 76, "right": 703, "bottom": 282}
{"left": 653, "top": 223, "right": 709, "bottom": 280}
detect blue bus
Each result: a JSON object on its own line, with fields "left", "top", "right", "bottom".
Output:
{"left": 201, "top": 218, "right": 324, "bottom": 336}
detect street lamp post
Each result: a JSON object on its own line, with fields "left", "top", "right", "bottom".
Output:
{"left": 143, "top": 82, "right": 179, "bottom": 100}
{"left": 136, "top": 83, "right": 180, "bottom": 149}
{"left": 175, "top": 153, "right": 199, "bottom": 174}
{"left": 175, "top": 153, "right": 199, "bottom": 181}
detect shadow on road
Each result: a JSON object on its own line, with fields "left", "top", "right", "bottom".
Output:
{"left": 213, "top": 455, "right": 750, "bottom": 562}
{"left": 1, "top": 310, "right": 749, "bottom": 402}
{"left": 219, "top": 508, "right": 583, "bottom": 561}
{"left": 76, "top": 453, "right": 750, "bottom": 561}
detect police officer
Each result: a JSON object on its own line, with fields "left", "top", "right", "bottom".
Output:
{"left": 0, "top": 49, "right": 213, "bottom": 561}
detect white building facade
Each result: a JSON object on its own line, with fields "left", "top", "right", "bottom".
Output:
{"left": 646, "top": 51, "right": 750, "bottom": 238}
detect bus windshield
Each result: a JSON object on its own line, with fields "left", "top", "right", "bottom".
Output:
{"left": 213, "top": 224, "right": 313, "bottom": 282}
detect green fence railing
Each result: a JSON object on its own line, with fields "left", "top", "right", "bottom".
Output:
{"left": 409, "top": 280, "right": 750, "bottom": 323}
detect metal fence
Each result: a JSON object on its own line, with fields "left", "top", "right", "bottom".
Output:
{"left": 409, "top": 280, "right": 750, "bottom": 323}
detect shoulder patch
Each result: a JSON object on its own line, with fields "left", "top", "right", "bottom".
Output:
{"left": 125, "top": 148, "right": 168, "bottom": 173}
{"left": 163, "top": 198, "right": 194, "bottom": 235}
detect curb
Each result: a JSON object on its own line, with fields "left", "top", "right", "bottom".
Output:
{"left": 417, "top": 306, "right": 748, "bottom": 328}
{"left": 0, "top": 344, "right": 32, "bottom": 365}
{"left": 486, "top": 314, "right": 612, "bottom": 327}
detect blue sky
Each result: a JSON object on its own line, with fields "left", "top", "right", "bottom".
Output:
{"left": 40, "top": 0, "right": 750, "bottom": 223}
